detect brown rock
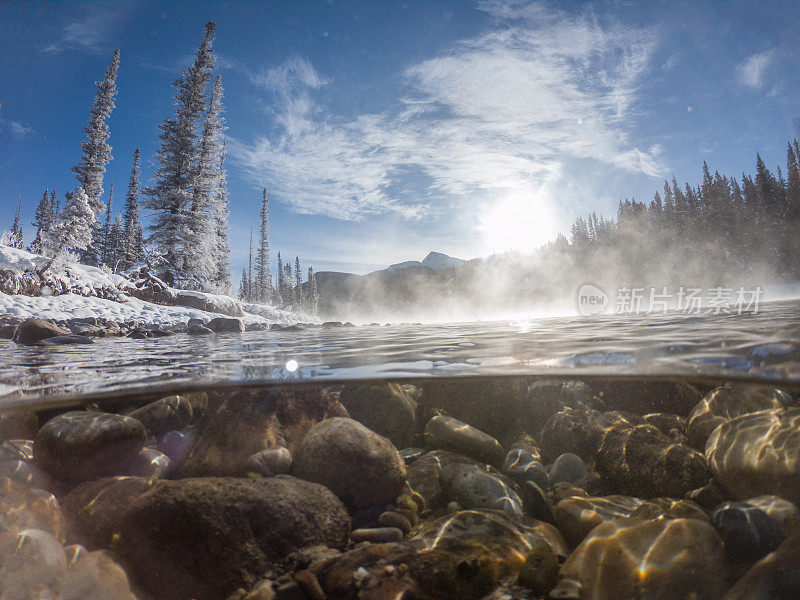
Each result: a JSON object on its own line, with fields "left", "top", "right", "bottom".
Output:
{"left": 116, "top": 476, "right": 350, "bottom": 600}
{"left": 294, "top": 417, "right": 406, "bottom": 510}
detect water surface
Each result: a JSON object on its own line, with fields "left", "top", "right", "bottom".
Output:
{"left": 1, "top": 299, "right": 799, "bottom": 403}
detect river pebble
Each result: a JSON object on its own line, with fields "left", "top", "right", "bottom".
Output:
{"left": 440, "top": 462, "right": 523, "bottom": 515}
{"left": 128, "top": 395, "right": 194, "bottom": 435}
{"left": 424, "top": 415, "right": 504, "bottom": 466}
{"left": 244, "top": 446, "right": 292, "bottom": 477}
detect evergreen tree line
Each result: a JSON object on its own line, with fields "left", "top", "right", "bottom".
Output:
{"left": 559, "top": 142, "right": 800, "bottom": 283}
{"left": 3, "top": 22, "right": 320, "bottom": 313}
{"left": 237, "top": 188, "right": 319, "bottom": 313}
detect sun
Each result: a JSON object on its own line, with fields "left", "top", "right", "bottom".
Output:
{"left": 477, "top": 191, "right": 561, "bottom": 255}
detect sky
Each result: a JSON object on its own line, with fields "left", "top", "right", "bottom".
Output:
{"left": 2, "top": 1, "right": 800, "bottom": 277}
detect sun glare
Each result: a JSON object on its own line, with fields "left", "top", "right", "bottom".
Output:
{"left": 478, "top": 192, "right": 561, "bottom": 254}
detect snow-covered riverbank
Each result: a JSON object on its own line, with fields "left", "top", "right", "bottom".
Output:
{"left": 0, "top": 245, "right": 310, "bottom": 329}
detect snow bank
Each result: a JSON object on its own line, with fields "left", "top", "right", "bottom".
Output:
{"left": 0, "top": 292, "right": 305, "bottom": 327}
{"left": 0, "top": 245, "right": 129, "bottom": 297}
{"left": 0, "top": 245, "right": 314, "bottom": 326}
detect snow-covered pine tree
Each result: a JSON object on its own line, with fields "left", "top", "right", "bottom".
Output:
{"left": 238, "top": 268, "right": 248, "bottom": 300}
{"left": 72, "top": 49, "right": 120, "bottom": 265}
{"left": 39, "top": 187, "right": 95, "bottom": 276}
{"left": 50, "top": 190, "right": 60, "bottom": 220}
{"left": 185, "top": 74, "right": 225, "bottom": 289}
{"left": 209, "top": 142, "right": 231, "bottom": 293}
{"left": 109, "top": 214, "right": 125, "bottom": 272}
{"left": 122, "top": 148, "right": 143, "bottom": 269}
{"left": 99, "top": 183, "right": 114, "bottom": 267}
{"left": 9, "top": 193, "right": 24, "bottom": 249}
{"left": 307, "top": 266, "right": 319, "bottom": 315}
{"left": 145, "top": 22, "right": 216, "bottom": 285}
{"left": 256, "top": 188, "right": 271, "bottom": 303}
{"left": 294, "top": 255, "right": 302, "bottom": 309}
{"left": 284, "top": 262, "right": 293, "bottom": 309}
{"left": 247, "top": 228, "right": 254, "bottom": 302}
{"left": 30, "top": 190, "right": 54, "bottom": 254}
{"left": 276, "top": 252, "right": 284, "bottom": 305}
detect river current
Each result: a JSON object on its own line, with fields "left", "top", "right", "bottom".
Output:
{"left": 2, "top": 298, "right": 799, "bottom": 404}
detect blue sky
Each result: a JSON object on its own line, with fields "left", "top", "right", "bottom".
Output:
{"left": 2, "top": 1, "right": 800, "bottom": 277}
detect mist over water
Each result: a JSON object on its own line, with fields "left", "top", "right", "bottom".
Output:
{"left": 2, "top": 298, "right": 799, "bottom": 403}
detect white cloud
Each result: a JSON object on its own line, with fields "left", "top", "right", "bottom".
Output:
{"left": 231, "top": 6, "right": 663, "bottom": 222}
{"left": 0, "top": 119, "right": 32, "bottom": 140}
{"left": 42, "top": 7, "right": 123, "bottom": 53}
{"left": 736, "top": 50, "right": 773, "bottom": 89}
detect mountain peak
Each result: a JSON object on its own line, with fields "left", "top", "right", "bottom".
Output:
{"left": 421, "top": 251, "right": 465, "bottom": 270}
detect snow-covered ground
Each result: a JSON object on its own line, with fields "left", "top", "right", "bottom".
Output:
{"left": 0, "top": 245, "right": 310, "bottom": 327}
{"left": 0, "top": 293, "right": 275, "bottom": 327}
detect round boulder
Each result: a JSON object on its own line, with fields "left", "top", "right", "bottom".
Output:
{"left": 294, "top": 417, "right": 406, "bottom": 510}
{"left": 33, "top": 411, "right": 147, "bottom": 482}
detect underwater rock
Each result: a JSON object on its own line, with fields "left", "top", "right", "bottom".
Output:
{"left": 553, "top": 495, "right": 644, "bottom": 547}
{"left": 244, "top": 446, "right": 292, "bottom": 477}
{"left": 595, "top": 420, "right": 709, "bottom": 498}
{"left": 127, "top": 395, "right": 194, "bottom": 435}
{"left": 440, "top": 462, "right": 523, "bottom": 515}
{"left": 59, "top": 547, "right": 138, "bottom": 600}
{"left": 206, "top": 316, "right": 245, "bottom": 332}
{"left": 551, "top": 517, "right": 726, "bottom": 600}
{"left": 315, "top": 509, "right": 567, "bottom": 600}
{"left": 115, "top": 476, "right": 350, "bottom": 600}
{"left": 400, "top": 447, "right": 426, "bottom": 464}
{"left": 0, "top": 409, "right": 38, "bottom": 441}
{"left": 379, "top": 510, "right": 412, "bottom": 534}
{"left": 33, "top": 411, "right": 147, "bottom": 482}
{"left": 705, "top": 407, "right": 800, "bottom": 504}
{"left": 424, "top": 415, "right": 504, "bottom": 466}
{"left": 294, "top": 417, "right": 406, "bottom": 510}
{"left": 516, "top": 538, "right": 560, "bottom": 596}
{"left": 744, "top": 495, "right": 800, "bottom": 538}
{"left": 711, "top": 501, "right": 782, "bottom": 559}
{"left": 405, "top": 449, "right": 481, "bottom": 510}
{"left": 12, "top": 318, "right": 70, "bottom": 344}
{"left": 687, "top": 383, "right": 790, "bottom": 450}
{"left": 550, "top": 452, "right": 589, "bottom": 485}
{"left": 351, "top": 527, "right": 404, "bottom": 543}
{"left": 685, "top": 479, "right": 728, "bottom": 510}
{"left": 0, "top": 528, "right": 67, "bottom": 597}
{"left": 339, "top": 383, "right": 418, "bottom": 448}
{"left": 419, "top": 378, "right": 527, "bottom": 444}
{"left": 0, "top": 457, "right": 55, "bottom": 490}
{"left": 521, "top": 379, "right": 597, "bottom": 436}
{"left": 62, "top": 476, "right": 154, "bottom": 549}
{"left": 590, "top": 379, "right": 703, "bottom": 416}
{"left": 0, "top": 476, "right": 66, "bottom": 543}
{"left": 630, "top": 497, "right": 708, "bottom": 521}
{"left": 150, "top": 427, "right": 197, "bottom": 471}
{"left": 503, "top": 448, "right": 550, "bottom": 488}
{"left": 643, "top": 411, "right": 687, "bottom": 443}
{"left": 520, "top": 480, "right": 556, "bottom": 524}
{"left": 126, "top": 447, "right": 171, "bottom": 478}
{"left": 721, "top": 529, "right": 800, "bottom": 600}
{"left": 178, "top": 385, "right": 344, "bottom": 477}
{"left": 539, "top": 405, "right": 598, "bottom": 464}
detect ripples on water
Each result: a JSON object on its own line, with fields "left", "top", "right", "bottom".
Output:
{"left": 1, "top": 299, "right": 799, "bottom": 402}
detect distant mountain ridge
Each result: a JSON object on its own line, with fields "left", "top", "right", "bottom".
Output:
{"left": 386, "top": 251, "right": 466, "bottom": 272}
